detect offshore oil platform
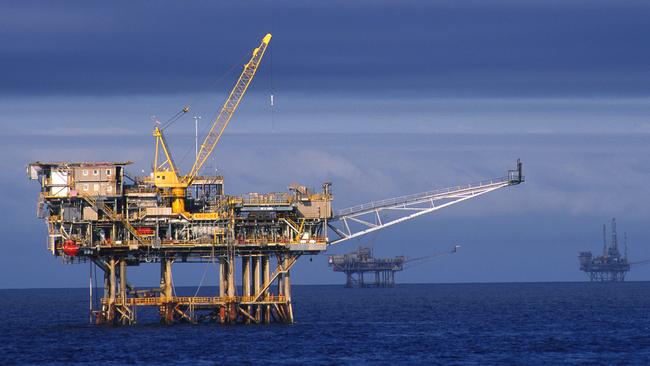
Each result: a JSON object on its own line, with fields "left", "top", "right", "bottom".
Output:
{"left": 579, "top": 218, "right": 631, "bottom": 282}
{"left": 328, "top": 245, "right": 459, "bottom": 287}
{"left": 27, "top": 34, "right": 524, "bottom": 325}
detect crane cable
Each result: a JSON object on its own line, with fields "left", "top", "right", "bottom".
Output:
{"left": 269, "top": 43, "right": 275, "bottom": 133}
{"left": 193, "top": 251, "right": 217, "bottom": 298}
{"left": 166, "top": 52, "right": 253, "bottom": 173}
{"left": 159, "top": 52, "right": 250, "bottom": 132}
{"left": 160, "top": 106, "right": 190, "bottom": 130}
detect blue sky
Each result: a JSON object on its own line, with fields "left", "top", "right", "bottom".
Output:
{"left": 1, "top": 1, "right": 650, "bottom": 288}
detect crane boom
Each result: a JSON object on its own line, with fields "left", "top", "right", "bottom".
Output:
{"left": 186, "top": 33, "right": 272, "bottom": 182}
{"left": 151, "top": 34, "right": 272, "bottom": 213}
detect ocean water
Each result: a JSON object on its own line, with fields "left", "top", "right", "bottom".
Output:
{"left": 1, "top": 282, "right": 650, "bottom": 365}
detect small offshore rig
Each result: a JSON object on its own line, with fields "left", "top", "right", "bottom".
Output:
{"left": 27, "top": 34, "right": 524, "bottom": 325}
{"left": 579, "top": 218, "right": 630, "bottom": 282}
{"left": 328, "top": 245, "right": 459, "bottom": 287}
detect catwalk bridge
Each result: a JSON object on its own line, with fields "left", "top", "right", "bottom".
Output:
{"left": 329, "top": 167, "right": 522, "bottom": 245}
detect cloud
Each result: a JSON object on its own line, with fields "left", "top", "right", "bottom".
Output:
{"left": 3, "top": 94, "right": 650, "bottom": 137}
{"left": 1, "top": 1, "right": 650, "bottom": 96}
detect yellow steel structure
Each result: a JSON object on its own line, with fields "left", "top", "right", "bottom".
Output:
{"left": 153, "top": 33, "right": 272, "bottom": 213}
{"left": 26, "top": 32, "right": 523, "bottom": 326}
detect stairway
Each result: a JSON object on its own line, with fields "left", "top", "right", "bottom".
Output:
{"left": 79, "top": 194, "right": 146, "bottom": 244}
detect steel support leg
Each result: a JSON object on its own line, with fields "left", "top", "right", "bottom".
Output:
{"left": 242, "top": 255, "right": 251, "bottom": 324}
{"left": 283, "top": 255, "right": 294, "bottom": 324}
{"left": 262, "top": 255, "right": 270, "bottom": 323}
{"left": 107, "top": 257, "right": 116, "bottom": 324}
{"left": 252, "top": 256, "right": 261, "bottom": 322}
{"left": 227, "top": 253, "right": 236, "bottom": 323}
{"left": 160, "top": 258, "right": 174, "bottom": 325}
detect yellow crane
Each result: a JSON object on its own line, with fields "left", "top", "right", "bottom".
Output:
{"left": 152, "top": 33, "right": 272, "bottom": 213}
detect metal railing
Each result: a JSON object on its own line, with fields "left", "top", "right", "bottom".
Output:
{"left": 240, "top": 193, "right": 292, "bottom": 206}
{"left": 124, "top": 187, "right": 158, "bottom": 194}
{"left": 103, "top": 295, "right": 287, "bottom": 306}
{"left": 335, "top": 176, "right": 513, "bottom": 217}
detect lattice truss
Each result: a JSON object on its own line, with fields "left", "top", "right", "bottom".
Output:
{"left": 328, "top": 162, "right": 523, "bottom": 245}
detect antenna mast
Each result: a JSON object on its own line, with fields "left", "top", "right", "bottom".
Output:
{"left": 602, "top": 224, "right": 607, "bottom": 256}
{"left": 611, "top": 218, "right": 618, "bottom": 252}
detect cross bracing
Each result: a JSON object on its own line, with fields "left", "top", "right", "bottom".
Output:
{"left": 328, "top": 161, "right": 523, "bottom": 245}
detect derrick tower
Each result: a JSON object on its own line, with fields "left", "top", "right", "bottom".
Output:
{"left": 579, "top": 218, "right": 631, "bottom": 282}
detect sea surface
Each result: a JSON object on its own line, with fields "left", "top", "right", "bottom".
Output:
{"left": 1, "top": 282, "right": 650, "bottom": 365}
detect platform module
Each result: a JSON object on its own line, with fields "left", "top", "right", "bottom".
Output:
{"left": 329, "top": 246, "right": 459, "bottom": 287}
{"left": 579, "top": 218, "right": 631, "bottom": 282}
{"left": 329, "top": 247, "right": 405, "bottom": 287}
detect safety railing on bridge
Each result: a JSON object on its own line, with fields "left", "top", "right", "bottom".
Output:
{"left": 335, "top": 160, "right": 523, "bottom": 218}
{"left": 335, "top": 176, "right": 512, "bottom": 218}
